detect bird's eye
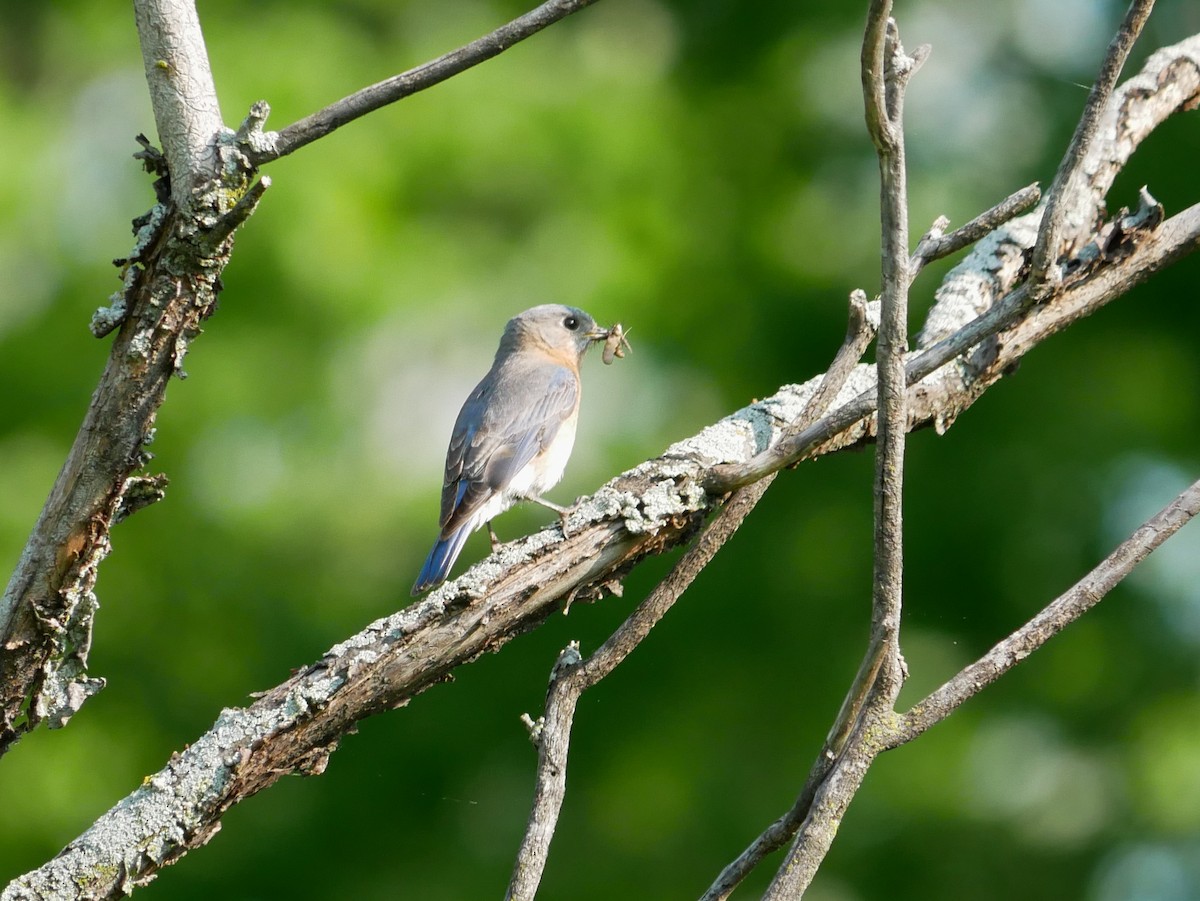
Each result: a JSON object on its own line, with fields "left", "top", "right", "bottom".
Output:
{"left": 563, "top": 316, "right": 579, "bottom": 331}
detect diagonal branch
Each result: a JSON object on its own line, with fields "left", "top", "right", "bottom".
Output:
{"left": 1028, "top": 0, "right": 1156, "bottom": 294}
{"left": 247, "top": 0, "right": 601, "bottom": 166}
{"left": 888, "top": 476, "right": 1200, "bottom": 747}
{"left": 909, "top": 182, "right": 1041, "bottom": 280}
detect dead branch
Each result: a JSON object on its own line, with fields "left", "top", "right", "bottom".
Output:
{"left": 246, "top": 0, "right": 601, "bottom": 165}
{"left": 888, "top": 476, "right": 1200, "bottom": 747}
{"left": 761, "top": 7, "right": 920, "bottom": 895}
{"left": 4, "top": 3, "right": 1200, "bottom": 897}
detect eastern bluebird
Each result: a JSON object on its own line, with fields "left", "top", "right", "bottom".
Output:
{"left": 412, "top": 304, "right": 611, "bottom": 594}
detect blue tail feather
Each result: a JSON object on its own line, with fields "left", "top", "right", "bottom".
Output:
{"left": 412, "top": 525, "right": 473, "bottom": 595}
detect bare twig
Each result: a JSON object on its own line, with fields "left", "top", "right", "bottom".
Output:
{"left": 760, "top": 8, "right": 920, "bottom": 897}
{"left": 248, "top": 0, "right": 601, "bottom": 165}
{"left": 1029, "top": 0, "right": 1156, "bottom": 294}
{"left": 805, "top": 291, "right": 881, "bottom": 429}
{"left": 889, "top": 476, "right": 1200, "bottom": 747}
{"left": 865, "top": 11, "right": 916, "bottom": 664}
{"left": 910, "top": 182, "right": 1042, "bottom": 278}
{"left": 506, "top": 294, "right": 880, "bottom": 901}
{"left": 506, "top": 643, "right": 585, "bottom": 901}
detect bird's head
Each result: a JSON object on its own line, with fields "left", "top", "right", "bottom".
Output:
{"left": 500, "top": 304, "right": 609, "bottom": 363}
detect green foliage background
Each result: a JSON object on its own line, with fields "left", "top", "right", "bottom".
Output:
{"left": 1, "top": 0, "right": 1199, "bottom": 898}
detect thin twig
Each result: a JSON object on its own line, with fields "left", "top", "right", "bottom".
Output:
{"left": 506, "top": 294, "right": 880, "bottom": 901}
{"left": 803, "top": 291, "right": 881, "bottom": 429}
{"left": 760, "top": 9, "right": 920, "bottom": 898}
{"left": 1028, "top": 0, "right": 1155, "bottom": 294}
{"left": 248, "top": 0, "right": 600, "bottom": 165}
{"left": 910, "top": 182, "right": 1042, "bottom": 279}
{"left": 506, "top": 643, "right": 584, "bottom": 901}
{"left": 888, "top": 476, "right": 1200, "bottom": 747}
{"left": 860, "top": 1, "right": 891, "bottom": 151}
{"left": 197, "top": 176, "right": 272, "bottom": 253}
{"left": 865, "top": 12, "right": 915, "bottom": 669}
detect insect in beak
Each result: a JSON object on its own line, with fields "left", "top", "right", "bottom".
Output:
{"left": 601, "top": 323, "right": 631, "bottom": 365}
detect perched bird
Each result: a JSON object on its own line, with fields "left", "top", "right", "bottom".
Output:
{"left": 412, "top": 304, "right": 611, "bottom": 594}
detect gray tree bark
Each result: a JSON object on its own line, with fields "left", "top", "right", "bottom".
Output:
{"left": 3, "top": 2, "right": 1200, "bottom": 899}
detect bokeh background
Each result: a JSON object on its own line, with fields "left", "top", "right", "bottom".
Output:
{"left": 2, "top": 0, "right": 1200, "bottom": 898}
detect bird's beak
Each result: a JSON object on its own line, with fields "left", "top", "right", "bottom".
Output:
{"left": 586, "top": 326, "right": 609, "bottom": 342}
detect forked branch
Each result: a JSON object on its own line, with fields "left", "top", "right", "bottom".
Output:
{"left": 506, "top": 293, "right": 880, "bottom": 901}
{"left": 760, "top": 5, "right": 920, "bottom": 896}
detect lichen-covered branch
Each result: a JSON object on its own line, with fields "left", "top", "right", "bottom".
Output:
{"left": 0, "top": 1, "right": 263, "bottom": 755}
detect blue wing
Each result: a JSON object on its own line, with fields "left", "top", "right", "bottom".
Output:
{"left": 439, "top": 360, "right": 579, "bottom": 535}
{"left": 412, "top": 358, "right": 578, "bottom": 594}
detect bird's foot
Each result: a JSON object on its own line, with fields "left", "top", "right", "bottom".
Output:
{"left": 529, "top": 495, "right": 573, "bottom": 537}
